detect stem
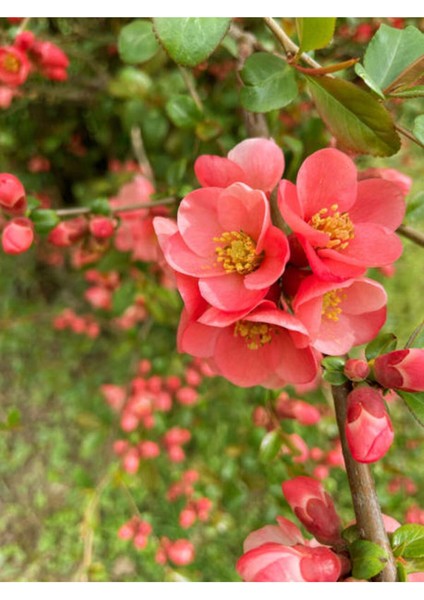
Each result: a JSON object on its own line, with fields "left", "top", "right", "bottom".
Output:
{"left": 130, "top": 127, "right": 155, "bottom": 185}
{"left": 395, "top": 124, "right": 424, "bottom": 150}
{"left": 397, "top": 224, "right": 424, "bottom": 248}
{"left": 54, "top": 196, "right": 177, "bottom": 218}
{"left": 263, "top": 17, "right": 321, "bottom": 68}
{"left": 178, "top": 66, "right": 204, "bottom": 112}
{"left": 405, "top": 320, "right": 424, "bottom": 349}
{"left": 332, "top": 382, "right": 398, "bottom": 582}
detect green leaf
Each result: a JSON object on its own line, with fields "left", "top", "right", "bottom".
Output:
{"left": 321, "top": 356, "right": 345, "bottom": 371}
{"left": 166, "top": 95, "right": 202, "bottom": 128}
{"left": 322, "top": 370, "right": 348, "bottom": 385}
{"left": 392, "top": 524, "right": 424, "bottom": 559}
{"left": 306, "top": 74, "right": 401, "bottom": 156}
{"left": 118, "top": 20, "right": 159, "bottom": 64}
{"left": 350, "top": 539, "right": 388, "bottom": 580}
{"left": 354, "top": 63, "right": 385, "bottom": 99}
{"left": 365, "top": 332, "right": 397, "bottom": 361}
{"left": 90, "top": 198, "right": 112, "bottom": 216}
{"left": 259, "top": 430, "right": 282, "bottom": 463}
{"left": 30, "top": 209, "right": 60, "bottom": 235}
{"left": 397, "top": 562, "right": 408, "bottom": 582}
{"left": 342, "top": 524, "right": 360, "bottom": 544}
{"left": 26, "top": 195, "right": 41, "bottom": 212}
{"left": 389, "top": 85, "right": 424, "bottom": 99}
{"left": 406, "top": 192, "right": 424, "bottom": 221}
{"left": 6, "top": 408, "right": 21, "bottom": 428}
{"left": 364, "top": 25, "right": 424, "bottom": 92}
{"left": 386, "top": 56, "right": 424, "bottom": 93}
{"left": 153, "top": 18, "right": 231, "bottom": 67}
{"left": 240, "top": 53, "right": 298, "bottom": 113}
{"left": 297, "top": 17, "right": 336, "bottom": 53}
{"left": 413, "top": 115, "right": 424, "bottom": 145}
{"left": 397, "top": 391, "right": 424, "bottom": 428}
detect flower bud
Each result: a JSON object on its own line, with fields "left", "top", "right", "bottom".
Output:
{"left": 346, "top": 386, "right": 394, "bottom": 463}
{"left": 89, "top": 216, "right": 116, "bottom": 239}
{"left": 282, "top": 476, "right": 342, "bottom": 546}
{"left": 2, "top": 217, "right": 34, "bottom": 254}
{"left": 374, "top": 349, "right": 424, "bottom": 392}
{"left": 167, "top": 539, "right": 195, "bottom": 566}
{"left": 344, "top": 358, "right": 370, "bottom": 382}
{"left": 48, "top": 216, "right": 87, "bottom": 247}
{"left": 0, "top": 173, "right": 26, "bottom": 212}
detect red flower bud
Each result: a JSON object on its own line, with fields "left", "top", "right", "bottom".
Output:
{"left": 282, "top": 476, "right": 342, "bottom": 546}
{"left": 0, "top": 173, "right": 26, "bottom": 212}
{"left": 48, "top": 216, "right": 87, "bottom": 247}
{"left": 2, "top": 217, "right": 33, "bottom": 254}
{"left": 167, "top": 539, "right": 195, "bottom": 566}
{"left": 346, "top": 386, "right": 394, "bottom": 463}
{"left": 374, "top": 349, "right": 424, "bottom": 392}
{"left": 89, "top": 216, "right": 116, "bottom": 239}
{"left": 344, "top": 358, "right": 370, "bottom": 382}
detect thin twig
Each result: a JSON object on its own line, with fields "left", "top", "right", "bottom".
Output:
{"left": 397, "top": 224, "right": 424, "bottom": 248}
{"left": 54, "top": 197, "right": 177, "bottom": 218}
{"left": 395, "top": 124, "right": 424, "bottom": 150}
{"left": 405, "top": 320, "right": 424, "bottom": 349}
{"left": 16, "top": 18, "right": 31, "bottom": 35}
{"left": 263, "top": 17, "right": 321, "bottom": 68}
{"left": 130, "top": 127, "right": 155, "bottom": 185}
{"left": 178, "top": 66, "right": 204, "bottom": 112}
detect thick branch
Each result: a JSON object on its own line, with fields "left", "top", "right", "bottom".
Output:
{"left": 332, "top": 382, "right": 398, "bottom": 582}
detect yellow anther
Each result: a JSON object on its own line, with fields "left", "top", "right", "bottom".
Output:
{"left": 234, "top": 321, "right": 273, "bottom": 350}
{"left": 309, "top": 204, "right": 354, "bottom": 251}
{"left": 321, "top": 289, "right": 346, "bottom": 322}
{"left": 213, "top": 230, "right": 263, "bottom": 275}
{"left": 2, "top": 54, "right": 20, "bottom": 73}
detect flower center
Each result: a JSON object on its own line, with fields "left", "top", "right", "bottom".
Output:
{"left": 322, "top": 289, "right": 346, "bottom": 321}
{"left": 309, "top": 204, "right": 354, "bottom": 251}
{"left": 234, "top": 320, "right": 273, "bottom": 350}
{"left": 2, "top": 54, "right": 20, "bottom": 73}
{"left": 214, "top": 230, "right": 263, "bottom": 275}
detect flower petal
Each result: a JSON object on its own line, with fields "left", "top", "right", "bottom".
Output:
{"left": 350, "top": 179, "right": 405, "bottom": 230}
{"left": 228, "top": 138, "right": 285, "bottom": 192}
{"left": 194, "top": 155, "right": 246, "bottom": 188}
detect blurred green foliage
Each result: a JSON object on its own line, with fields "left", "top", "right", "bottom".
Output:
{"left": 0, "top": 17, "right": 424, "bottom": 582}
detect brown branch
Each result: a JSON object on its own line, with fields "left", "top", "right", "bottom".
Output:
{"left": 395, "top": 124, "right": 424, "bottom": 150}
{"left": 332, "top": 382, "right": 398, "bottom": 582}
{"left": 397, "top": 224, "right": 424, "bottom": 248}
{"left": 54, "top": 197, "right": 178, "bottom": 218}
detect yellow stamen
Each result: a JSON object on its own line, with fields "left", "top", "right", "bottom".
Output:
{"left": 309, "top": 203, "right": 354, "bottom": 251}
{"left": 2, "top": 54, "right": 20, "bottom": 73}
{"left": 214, "top": 230, "right": 263, "bottom": 275}
{"left": 234, "top": 321, "right": 273, "bottom": 350}
{"left": 322, "top": 289, "right": 346, "bottom": 322}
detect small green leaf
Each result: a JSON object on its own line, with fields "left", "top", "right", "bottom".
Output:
{"left": 364, "top": 25, "right": 424, "bottom": 92}
{"left": 153, "top": 18, "right": 231, "bottom": 67}
{"left": 297, "top": 17, "right": 336, "bottom": 53}
{"left": 118, "top": 20, "right": 159, "bottom": 65}
{"left": 166, "top": 95, "right": 202, "bottom": 128}
{"left": 6, "top": 408, "right": 21, "bottom": 428}
{"left": 397, "top": 562, "right": 408, "bottom": 582}
{"left": 389, "top": 85, "right": 424, "bottom": 99}
{"left": 354, "top": 63, "right": 385, "bottom": 99}
{"left": 90, "top": 198, "right": 112, "bottom": 216}
{"left": 322, "top": 356, "right": 345, "bottom": 371}
{"left": 30, "top": 209, "right": 60, "bottom": 235}
{"left": 365, "top": 332, "right": 397, "bottom": 361}
{"left": 306, "top": 74, "right": 401, "bottom": 156}
{"left": 342, "top": 524, "right": 359, "bottom": 544}
{"left": 413, "top": 115, "right": 424, "bottom": 145}
{"left": 26, "top": 195, "right": 41, "bottom": 212}
{"left": 259, "top": 430, "right": 282, "bottom": 463}
{"left": 350, "top": 539, "right": 388, "bottom": 580}
{"left": 392, "top": 524, "right": 424, "bottom": 559}
{"left": 240, "top": 52, "right": 298, "bottom": 113}
{"left": 397, "top": 391, "right": 424, "bottom": 428}
{"left": 322, "top": 370, "right": 348, "bottom": 385}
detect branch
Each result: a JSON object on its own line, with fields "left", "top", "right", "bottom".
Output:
{"left": 54, "top": 196, "right": 178, "bottom": 218}
{"left": 397, "top": 224, "right": 424, "bottom": 248}
{"left": 332, "top": 382, "right": 398, "bottom": 582}
{"left": 395, "top": 124, "right": 424, "bottom": 150}
{"left": 263, "top": 17, "right": 321, "bottom": 68}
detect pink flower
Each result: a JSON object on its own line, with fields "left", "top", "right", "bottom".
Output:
{"left": 238, "top": 544, "right": 342, "bottom": 582}
{"left": 0, "top": 85, "right": 18, "bottom": 109}
{"left": 0, "top": 46, "right": 30, "bottom": 87}
{"left": 31, "top": 40, "right": 69, "bottom": 80}
{"left": 2, "top": 217, "right": 34, "bottom": 254}
{"left": 275, "top": 392, "right": 321, "bottom": 425}
{"left": 178, "top": 299, "right": 318, "bottom": 388}
{"left": 282, "top": 476, "right": 343, "bottom": 546}
{"left": 48, "top": 216, "right": 87, "bottom": 247}
{"left": 359, "top": 167, "right": 412, "bottom": 198}
{"left": 154, "top": 182, "right": 289, "bottom": 313}
{"left": 374, "top": 349, "right": 424, "bottom": 392}
{"left": 344, "top": 358, "right": 370, "bottom": 382}
{"left": 89, "top": 216, "right": 117, "bottom": 239}
{"left": 194, "top": 137, "right": 285, "bottom": 193}
{"left": 278, "top": 148, "right": 405, "bottom": 281}
{"left": 345, "top": 386, "right": 394, "bottom": 463}
{"left": 167, "top": 539, "right": 195, "bottom": 566}
{"left": 292, "top": 275, "right": 387, "bottom": 355}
